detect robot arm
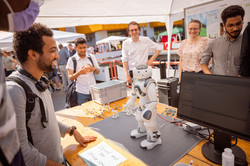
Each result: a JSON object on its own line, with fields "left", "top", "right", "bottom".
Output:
{"left": 123, "top": 80, "right": 137, "bottom": 114}
{"left": 145, "top": 82, "right": 157, "bottom": 110}
{"left": 125, "top": 80, "right": 137, "bottom": 107}
{"left": 125, "top": 93, "right": 137, "bottom": 109}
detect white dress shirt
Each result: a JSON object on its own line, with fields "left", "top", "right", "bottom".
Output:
{"left": 122, "top": 36, "right": 161, "bottom": 70}
{"left": 66, "top": 53, "right": 100, "bottom": 94}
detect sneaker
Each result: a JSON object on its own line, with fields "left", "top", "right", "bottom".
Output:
{"left": 56, "top": 88, "right": 61, "bottom": 91}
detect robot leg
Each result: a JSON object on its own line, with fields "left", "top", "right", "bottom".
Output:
{"left": 140, "top": 110, "right": 161, "bottom": 150}
{"left": 131, "top": 108, "right": 147, "bottom": 138}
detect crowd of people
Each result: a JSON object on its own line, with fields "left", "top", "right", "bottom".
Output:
{"left": 0, "top": 1, "right": 250, "bottom": 166}
{"left": 177, "top": 5, "right": 249, "bottom": 79}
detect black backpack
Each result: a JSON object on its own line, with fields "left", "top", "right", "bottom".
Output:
{"left": 6, "top": 76, "right": 48, "bottom": 145}
{"left": 65, "top": 57, "right": 77, "bottom": 108}
{"left": 65, "top": 55, "right": 95, "bottom": 108}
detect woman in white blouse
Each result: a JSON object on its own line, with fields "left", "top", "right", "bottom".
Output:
{"left": 177, "top": 20, "right": 210, "bottom": 82}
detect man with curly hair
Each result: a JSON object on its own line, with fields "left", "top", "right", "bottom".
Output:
{"left": 6, "top": 23, "right": 96, "bottom": 166}
{"left": 201, "top": 5, "right": 245, "bottom": 76}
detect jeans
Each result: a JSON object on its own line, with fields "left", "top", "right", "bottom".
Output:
{"left": 77, "top": 92, "right": 92, "bottom": 105}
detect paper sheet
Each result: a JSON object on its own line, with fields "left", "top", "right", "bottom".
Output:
{"left": 79, "top": 141, "right": 127, "bottom": 166}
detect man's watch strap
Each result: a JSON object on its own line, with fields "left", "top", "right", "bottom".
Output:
{"left": 69, "top": 126, "right": 77, "bottom": 136}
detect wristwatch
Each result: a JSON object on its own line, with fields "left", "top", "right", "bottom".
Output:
{"left": 69, "top": 126, "right": 77, "bottom": 136}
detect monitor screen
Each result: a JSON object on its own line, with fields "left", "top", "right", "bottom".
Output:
{"left": 177, "top": 72, "right": 250, "bottom": 164}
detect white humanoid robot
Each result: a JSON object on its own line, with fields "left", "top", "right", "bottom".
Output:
{"left": 124, "top": 65, "right": 161, "bottom": 150}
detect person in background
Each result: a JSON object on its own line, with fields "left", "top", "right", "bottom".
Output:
{"left": 68, "top": 43, "right": 76, "bottom": 57}
{"left": 58, "top": 44, "right": 70, "bottom": 92}
{"left": 90, "top": 45, "right": 95, "bottom": 54}
{"left": 2, "top": 50, "right": 18, "bottom": 77}
{"left": 122, "top": 21, "right": 162, "bottom": 84}
{"left": 45, "top": 63, "right": 61, "bottom": 92}
{"left": 239, "top": 22, "right": 250, "bottom": 77}
{"left": 66, "top": 38, "right": 100, "bottom": 105}
{"left": 201, "top": 5, "right": 245, "bottom": 76}
{"left": 0, "top": 0, "right": 39, "bottom": 165}
{"left": 94, "top": 45, "right": 99, "bottom": 53}
{"left": 101, "top": 43, "right": 107, "bottom": 52}
{"left": 6, "top": 23, "right": 97, "bottom": 166}
{"left": 97, "top": 44, "right": 102, "bottom": 53}
{"left": 177, "top": 20, "right": 210, "bottom": 82}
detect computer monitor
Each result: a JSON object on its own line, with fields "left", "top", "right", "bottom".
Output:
{"left": 177, "top": 72, "right": 250, "bottom": 165}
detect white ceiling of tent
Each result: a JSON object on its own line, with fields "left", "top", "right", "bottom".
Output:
{"left": 0, "top": 30, "right": 85, "bottom": 49}
{"left": 36, "top": 0, "right": 215, "bottom": 28}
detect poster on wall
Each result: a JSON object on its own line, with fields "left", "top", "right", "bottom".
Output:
{"left": 184, "top": 0, "right": 250, "bottom": 39}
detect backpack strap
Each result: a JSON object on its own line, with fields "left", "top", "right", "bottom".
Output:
{"left": 6, "top": 76, "right": 48, "bottom": 145}
{"left": 72, "top": 57, "right": 77, "bottom": 73}
{"left": 72, "top": 57, "right": 77, "bottom": 83}
{"left": 87, "top": 54, "right": 94, "bottom": 67}
{"left": 87, "top": 54, "right": 97, "bottom": 81}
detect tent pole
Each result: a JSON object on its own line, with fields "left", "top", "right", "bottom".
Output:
{"left": 165, "top": 16, "right": 173, "bottom": 78}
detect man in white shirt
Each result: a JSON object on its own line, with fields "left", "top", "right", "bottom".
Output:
{"left": 122, "top": 21, "right": 162, "bottom": 84}
{"left": 66, "top": 38, "right": 100, "bottom": 105}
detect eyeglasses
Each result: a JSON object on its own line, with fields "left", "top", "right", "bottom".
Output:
{"left": 226, "top": 21, "right": 243, "bottom": 29}
{"left": 130, "top": 29, "right": 138, "bottom": 32}
{"left": 188, "top": 28, "right": 199, "bottom": 31}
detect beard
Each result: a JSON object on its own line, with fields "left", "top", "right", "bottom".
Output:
{"left": 225, "top": 28, "right": 241, "bottom": 39}
{"left": 78, "top": 51, "right": 86, "bottom": 57}
{"left": 37, "top": 57, "right": 55, "bottom": 72}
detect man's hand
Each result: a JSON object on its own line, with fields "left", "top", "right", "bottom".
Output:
{"left": 73, "top": 130, "right": 97, "bottom": 147}
{"left": 126, "top": 74, "right": 132, "bottom": 84}
{"left": 85, "top": 64, "right": 95, "bottom": 73}
{"left": 78, "top": 65, "right": 89, "bottom": 75}
{"left": 201, "top": 64, "right": 212, "bottom": 74}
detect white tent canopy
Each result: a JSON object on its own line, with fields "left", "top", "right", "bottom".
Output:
{"left": 0, "top": 30, "right": 85, "bottom": 49}
{"left": 36, "top": 0, "right": 214, "bottom": 76}
{"left": 96, "top": 36, "right": 128, "bottom": 45}
{"left": 36, "top": 0, "right": 214, "bottom": 28}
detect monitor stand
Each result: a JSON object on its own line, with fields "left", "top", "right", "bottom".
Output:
{"left": 201, "top": 130, "right": 246, "bottom": 165}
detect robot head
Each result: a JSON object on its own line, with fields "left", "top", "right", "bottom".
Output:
{"left": 132, "top": 65, "right": 152, "bottom": 79}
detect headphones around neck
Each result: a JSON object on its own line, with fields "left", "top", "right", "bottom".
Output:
{"left": 18, "top": 68, "right": 49, "bottom": 92}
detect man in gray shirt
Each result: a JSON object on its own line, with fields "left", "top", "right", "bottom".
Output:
{"left": 6, "top": 23, "right": 96, "bottom": 166}
{"left": 58, "top": 44, "right": 70, "bottom": 91}
{"left": 201, "top": 5, "right": 245, "bottom": 76}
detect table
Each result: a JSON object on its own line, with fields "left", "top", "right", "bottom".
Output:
{"left": 56, "top": 98, "right": 250, "bottom": 166}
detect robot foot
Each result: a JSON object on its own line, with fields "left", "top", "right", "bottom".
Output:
{"left": 140, "top": 138, "right": 162, "bottom": 150}
{"left": 130, "top": 129, "right": 147, "bottom": 139}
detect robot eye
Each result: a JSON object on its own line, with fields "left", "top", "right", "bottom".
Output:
{"left": 138, "top": 71, "right": 140, "bottom": 73}
{"left": 145, "top": 70, "right": 147, "bottom": 72}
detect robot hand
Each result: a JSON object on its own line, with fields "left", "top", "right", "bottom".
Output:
{"left": 124, "top": 93, "right": 137, "bottom": 115}
{"left": 123, "top": 102, "right": 136, "bottom": 115}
